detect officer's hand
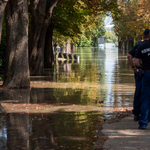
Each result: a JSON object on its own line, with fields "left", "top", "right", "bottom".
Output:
{"left": 132, "top": 67, "right": 137, "bottom": 73}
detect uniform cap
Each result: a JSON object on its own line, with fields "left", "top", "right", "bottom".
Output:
{"left": 144, "top": 29, "right": 149, "bottom": 34}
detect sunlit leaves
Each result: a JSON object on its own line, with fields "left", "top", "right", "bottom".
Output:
{"left": 104, "top": 30, "right": 118, "bottom": 44}
{"left": 112, "top": 0, "right": 150, "bottom": 40}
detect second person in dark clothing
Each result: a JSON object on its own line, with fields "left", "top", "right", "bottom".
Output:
{"left": 127, "top": 29, "right": 150, "bottom": 121}
{"left": 134, "top": 29, "right": 150, "bottom": 129}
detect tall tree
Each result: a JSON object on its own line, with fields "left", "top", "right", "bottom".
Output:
{"left": 3, "top": 0, "right": 30, "bottom": 89}
{"left": 29, "top": 0, "right": 59, "bottom": 75}
{"left": 0, "top": 0, "right": 8, "bottom": 44}
{"left": 44, "top": 23, "right": 54, "bottom": 68}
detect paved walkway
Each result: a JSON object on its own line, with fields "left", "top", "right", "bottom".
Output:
{"left": 102, "top": 115, "right": 150, "bottom": 150}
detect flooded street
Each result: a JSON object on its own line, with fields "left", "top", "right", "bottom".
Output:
{"left": 0, "top": 43, "right": 135, "bottom": 150}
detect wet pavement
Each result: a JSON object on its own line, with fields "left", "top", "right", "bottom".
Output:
{"left": 102, "top": 115, "right": 150, "bottom": 150}
{"left": 0, "top": 43, "right": 135, "bottom": 149}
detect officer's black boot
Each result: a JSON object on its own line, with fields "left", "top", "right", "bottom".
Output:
{"left": 134, "top": 115, "right": 139, "bottom": 121}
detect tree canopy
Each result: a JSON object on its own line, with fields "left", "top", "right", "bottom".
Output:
{"left": 52, "top": 0, "right": 119, "bottom": 44}
{"left": 112, "top": 0, "right": 150, "bottom": 41}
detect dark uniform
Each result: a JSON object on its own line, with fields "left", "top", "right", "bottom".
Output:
{"left": 129, "top": 41, "right": 147, "bottom": 117}
{"left": 135, "top": 39, "right": 150, "bottom": 128}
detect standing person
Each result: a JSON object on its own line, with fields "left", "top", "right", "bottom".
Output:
{"left": 127, "top": 29, "right": 150, "bottom": 121}
{"left": 134, "top": 29, "right": 150, "bottom": 129}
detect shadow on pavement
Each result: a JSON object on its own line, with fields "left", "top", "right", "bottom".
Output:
{"left": 102, "top": 115, "right": 150, "bottom": 150}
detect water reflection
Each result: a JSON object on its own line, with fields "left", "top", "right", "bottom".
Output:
{"left": 0, "top": 98, "right": 103, "bottom": 150}
{"left": 0, "top": 44, "right": 135, "bottom": 149}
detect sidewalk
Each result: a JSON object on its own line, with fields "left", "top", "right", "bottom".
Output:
{"left": 101, "top": 115, "right": 150, "bottom": 150}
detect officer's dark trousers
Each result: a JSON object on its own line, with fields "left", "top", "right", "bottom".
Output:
{"left": 139, "top": 72, "right": 150, "bottom": 127}
{"left": 132, "top": 72, "right": 142, "bottom": 115}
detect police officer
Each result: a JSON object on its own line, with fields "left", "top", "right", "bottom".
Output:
{"left": 134, "top": 29, "right": 150, "bottom": 129}
{"left": 127, "top": 29, "right": 150, "bottom": 121}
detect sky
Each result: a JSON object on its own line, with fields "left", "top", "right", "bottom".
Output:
{"left": 104, "top": 15, "right": 114, "bottom": 32}
{"left": 104, "top": 16, "right": 113, "bottom": 25}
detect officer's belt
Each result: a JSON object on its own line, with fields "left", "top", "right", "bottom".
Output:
{"left": 137, "top": 69, "right": 142, "bottom": 72}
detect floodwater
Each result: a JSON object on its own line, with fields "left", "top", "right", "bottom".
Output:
{"left": 0, "top": 43, "right": 135, "bottom": 150}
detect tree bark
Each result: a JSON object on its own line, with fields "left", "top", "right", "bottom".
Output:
{"left": 3, "top": 0, "right": 30, "bottom": 89}
{"left": 44, "top": 22, "right": 54, "bottom": 68}
{"left": 124, "top": 38, "right": 127, "bottom": 51}
{"left": 130, "top": 39, "right": 134, "bottom": 49}
{"left": 118, "top": 37, "right": 121, "bottom": 51}
{"left": 93, "top": 37, "right": 97, "bottom": 47}
{"left": 127, "top": 38, "right": 134, "bottom": 51}
{"left": 0, "top": 0, "right": 8, "bottom": 44}
{"left": 29, "top": 0, "right": 59, "bottom": 75}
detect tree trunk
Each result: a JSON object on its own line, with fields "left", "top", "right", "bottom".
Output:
{"left": 93, "top": 37, "right": 97, "bottom": 47}
{"left": 44, "top": 22, "right": 54, "bottom": 68}
{"left": 3, "top": 0, "right": 30, "bottom": 89}
{"left": 127, "top": 40, "right": 130, "bottom": 51}
{"left": 0, "top": 0, "right": 8, "bottom": 44}
{"left": 29, "top": 0, "right": 59, "bottom": 75}
{"left": 66, "top": 39, "right": 71, "bottom": 53}
{"left": 127, "top": 38, "right": 134, "bottom": 51}
{"left": 126, "top": 37, "right": 130, "bottom": 51}
{"left": 118, "top": 37, "right": 121, "bottom": 51}
{"left": 124, "top": 38, "right": 127, "bottom": 51}
{"left": 130, "top": 39, "right": 134, "bottom": 49}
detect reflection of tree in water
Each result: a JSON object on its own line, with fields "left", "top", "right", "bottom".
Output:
{"left": 61, "top": 63, "right": 72, "bottom": 77}
{"left": 1, "top": 89, "right": 30, "bottom": 103}
{"left": 30, "top": 88, "right": 56, "bottom": 104}
{"left": 30, "top": 88, "right": 44, "bottom": 104}
{"left": 0, "top": 103, "right": 6, "bottom": 114}
{"left": 7, "top": 113, "right": 29, "bottom": 150}
{"left": 53, "top": 112, "right": 102, "bottom": 150}
{"left": 0, "top": 115, "right": 7, "bottom": 149}
{"left": 53, "top": 87, "right": 100, "bottom": 106}
{"left": 0, "top": 89, "right": 58, "bottom": 149}
{"left": 92, "top": 47, "right": 106, "bottom": 84}
{"left": 52, "top": 48, "right": 107, "bottom": 106}
{"left": 0, "top": 90, "right": 30, "bottom": 150}
{"left": 29, "top": 114, "right": 58, "bottom": 150}
{"left": 29, "top": 112, "right": 103, "bottom": 150}
{"left": 0, "top": 87, "right": 104, "bottom": 149}
{"left": 1, "top": 113, "right": 58, "bottom": 150}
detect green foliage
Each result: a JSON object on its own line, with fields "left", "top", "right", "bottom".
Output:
{"left": 52, "top": 0, "right": 119, "bottom": 45}
{"left": 77, "top": 14, "right": 106, "bottom": 47}
{"left": 104, "top": 30, "right": 118, "bottom": 44}
{"left": 77, "top": 35, "right": 93, "bottom": 47}
{"left": 52, "top": 0, "right": 84, "bottom": 38}
{"left": 77, "top": 27, "right": 106, "bottom": 47}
